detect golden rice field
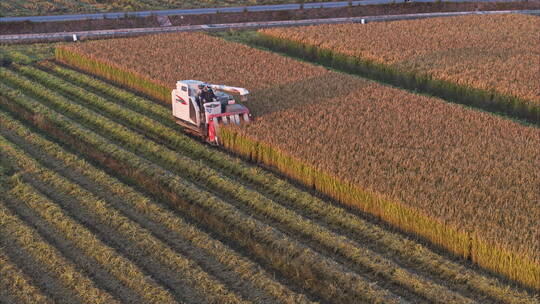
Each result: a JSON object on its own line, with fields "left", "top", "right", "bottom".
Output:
{"left": 3, "top": 54, "right": 538, "bottom": 304}
{"left": 54, "top": 30, "right": 540, "bottom": 291}
{"left": 56, "top": 32, "right": 340, "bottom": 111}
{"left": 0, "top": 62, "right": 414, "bottom": 304}
{"left": 257, "top": 14, "right": 540, "bottom": 123}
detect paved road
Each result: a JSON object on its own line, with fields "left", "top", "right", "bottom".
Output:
{"left": 0, "top": 0, "right": 527, "bottom": 22}
{"left": 2, "top": 9, "right": 537, "bottom": 43}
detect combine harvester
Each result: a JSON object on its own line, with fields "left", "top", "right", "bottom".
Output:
{"left": 172, "top": 80, "right": 252, "bottom": 144}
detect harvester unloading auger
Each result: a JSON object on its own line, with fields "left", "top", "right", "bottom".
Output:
{"left": 172, "top": 80, "right": 252, "bottom": 145}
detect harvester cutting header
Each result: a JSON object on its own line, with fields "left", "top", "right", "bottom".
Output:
{"left": 172, "top": 80, "right": 252, "bottom": 144}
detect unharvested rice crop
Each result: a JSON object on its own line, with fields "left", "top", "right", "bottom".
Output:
{"left": 54, "top": 32, "right": 540, "bottom": 290}
{"left": 6, "top": 60, "right": 538, "bottom": 304}
{"left": 226, "top": 82, "right": 540, "bottom": 276}
{"left": 258, "top": 14, "right": 540, "bottom": 123}
{"left": 56, "top": 32, "right": 359, "bottom": 114}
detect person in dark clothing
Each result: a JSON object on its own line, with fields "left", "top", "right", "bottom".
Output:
{"left": 199, "top": 85, "right": 216, "bottom": 104}
{"left": 196, "top": 84, "right": 205, "bottom": 108}
{"left": 207, "top": 88, "right": 216, "bottom": 102}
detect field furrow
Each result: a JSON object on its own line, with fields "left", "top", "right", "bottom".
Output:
{"left": 45, "top": 59, "right": 536, "bottom": 303}
{"left": 1, "top": 181, "right": 150, "bottom": 304}
{"left": 0, "top": 108, "right": 314, "bottom": 304}
{"left": 0, "top": 197, "right": 118, "bottom": 304}
{"left": 35, "top": 63, "right": 534, "bottom": 304}
{"left": 0, "top": 56, "right": 536, "bottom": 303}
{"left": 27, "top": 61, "right": 538, "bottom": 302}
{"left": 0, "top": 137, "right": 184, "bottom": 304}
{"left": 0, "top": 247, "right": 53, "bottom": 304}
{"left": 0, "top": 75, "right": 402, "bottom": 304}
{"left": 7, "top": 63, "right": 479, "bottom": 303}
{"left": 0, "top": 128, "right": 246, "bottom": 304}
{"left": 0, "top": 235, "right": 83, "bottom": 304}
{"left": 57, "top": 31, "right": 540, "bottom": 290}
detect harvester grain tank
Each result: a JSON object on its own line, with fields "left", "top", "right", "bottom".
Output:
{"left": 172, "top": 80, "right": 252, "bottom": 144}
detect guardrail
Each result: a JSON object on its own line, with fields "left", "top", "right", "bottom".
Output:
{"left": 0, "top": 0, "right": 528, "bottom": 23}
{"left": 1, "top": 9, "right": 538, "bottom": 44}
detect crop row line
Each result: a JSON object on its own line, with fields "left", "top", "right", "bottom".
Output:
{"left": 0, "top": 246, "right": 53, "bottom": 304}
{"left": 221, "top": 122, "right": 540, "bottom": 290}
{"left": 0, "top": 195, "right": 118, "bottom": 304}
{"left": 36, "top": 61, "right": 538, "bottom": 303}
{"left": 0, "top": 106, "right": 313, "bottom": 304}
{"left": 10, "top": 64, "right": 476, "bottom": 303}
{"left": 53, "top": 39, "right": 540, "bottom": 289}
{"left": 41, "top": 61, "right": 175, "bottom": 127}
{"left": 0, "top": 123, "right": 247, "bottom": 304}
{"left": 0, "top": 135, "right": 185, "bottom": 304}
{"left": 55, "top": 47, "right": 171, "bottom": 103}
{"left": 0, "top": 73, "right": 400, "bottom": 304}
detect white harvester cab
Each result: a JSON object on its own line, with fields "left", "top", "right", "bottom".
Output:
{"left": 172, "top": 80, "right": 251, "bottom": 144}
